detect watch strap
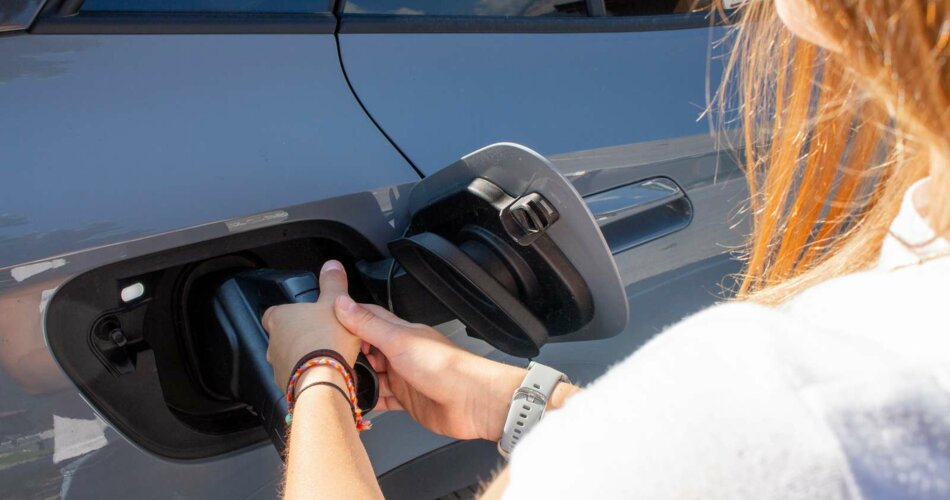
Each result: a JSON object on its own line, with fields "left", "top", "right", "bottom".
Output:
{"left": 498, "top": 362, "right": 567, "bottom": 459}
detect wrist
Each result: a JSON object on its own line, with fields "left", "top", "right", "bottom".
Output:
{"left": 479, "top": 363, "right": 527, "bottom": 442}
{"left": 295, "top": 365, "right": 348, "bottom": 394}
{"left": 292, "top": 376, "right": 356, "bottom": 422}
{"left": 291, "top": 362, "right": 372, "bottom": 431}
{"left": 548, "top": 380, "right": 579, "bottom": 410}
{"left": 479, "top": 363, "right": 581, "bottom": 442}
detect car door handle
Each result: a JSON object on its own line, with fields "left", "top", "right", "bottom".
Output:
{"left": 584, "top": 177, "right": 692, "bottom": 254}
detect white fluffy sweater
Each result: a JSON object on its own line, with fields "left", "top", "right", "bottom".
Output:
{"left": 505, "top": 179, "right": 950, "bottom": 499}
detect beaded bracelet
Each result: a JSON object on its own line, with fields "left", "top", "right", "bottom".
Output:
{"left": 286, "top": 355, "right": 371, "bottom": 431}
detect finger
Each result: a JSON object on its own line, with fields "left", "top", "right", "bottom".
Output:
{"left": 373, "top": 399, "right": 394, "bottom": 412}
{"left": 317, "top": 260, "right": 348, "bottom": 302}
{"left": 377, "top": 374, "right": 394, "bottom": 398}
{"left": 361, "top": 340, "right": 372, "bottom": 355}
{"left": 361, "top": 303, "right": 415, "bottom": 327}
{"left": 334, "top": 295, "right": 406, "bottom": 353}
{"left": 261, "top": 304, "right": 279, "bottom": 333}
{"left": 379, "top": 377, "right": 393, "bottom": 397}
{"left": 383, "top": 396, "right": 403, "bottom": 411}
{"left": 375, "top": 396, "right": 404, "bottom": 412}
{"left": 366, "top": 348, "right": 389, "bottom": 373}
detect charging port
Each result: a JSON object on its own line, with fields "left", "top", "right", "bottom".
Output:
{"left": 46, "top": 221, "right": 381, "bottom": 459}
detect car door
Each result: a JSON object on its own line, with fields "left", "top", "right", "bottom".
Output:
{"left": 0, "top": 2, "right": 747, "bottom": 500}
{"left": 0, "top": 1, "right": 419, "bottom": 498}
{"left": 336, "top": 0, "right": 747, "bottom": 409}
{"left": 337, "top": 3, "right": 748, "bottom": 494}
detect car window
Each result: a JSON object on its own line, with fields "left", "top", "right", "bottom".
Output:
{"left": 605, "top": 0, "right": 714, "bottom": 16}
{"left": 344, "top": 0, "right": 587, "bottom": 17}
{"left": 80, "top": 0, "right": 331, "bottom": 13}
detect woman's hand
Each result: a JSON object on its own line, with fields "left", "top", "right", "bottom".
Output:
{"left": 262, "top": 260, "right": 361, "bottom": 390}
{"left": 333, "top": 292, "right": 526, "bottom": 442}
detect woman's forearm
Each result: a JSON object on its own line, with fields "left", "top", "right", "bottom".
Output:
{"left": 283, "top": 368, "right": 383, "bottom": 500}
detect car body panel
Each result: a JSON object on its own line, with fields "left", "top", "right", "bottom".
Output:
{"left": 0, "top": 13, "right": 748, "bottom": 500}
{"left": 339, "top": 22, "right": 747, "bottom": 374}
{"left": 338, "top": 27, "right": 724, "bottom": 176}
{"left": 0, "top": 34, "right": 416, "bottom": 271}
{"left": 0, "top": 31, "right": 419, "bottom": 498}
{"left": 0, "top": 0, "right": 44, "bottom": 33}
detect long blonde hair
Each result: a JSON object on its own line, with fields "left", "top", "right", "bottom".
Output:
{"left": 716, "top": 0, "right": 950, "bottom": 304}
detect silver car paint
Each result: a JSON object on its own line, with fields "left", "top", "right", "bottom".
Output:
{"left": 337, "top": 26, "right": 748, "bottom": 375}
{"left": 0, "top": 22, "right": 747, "bottom": 500}
{"left": 0, "top": 32, "right": 418, "bottom": 498}
{"left": 339, "top": 29, "right": 725, "bottom": 176}
{"left": 0, "top": 0, "right": 44, "bottom": 33}
{"left": 0, "top": 34, "right": 415, "bottom": 270}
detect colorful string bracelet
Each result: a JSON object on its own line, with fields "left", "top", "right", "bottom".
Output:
{"left": 293, "top": 381, "right": 353, "bottom": 416}
{"left": 285, "top": 353, "right": 371, "bottom": 431}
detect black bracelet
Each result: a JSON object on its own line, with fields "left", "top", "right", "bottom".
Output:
{"left": 290, "top": 381, "right": 356, "bottom": 424}
{"left": 287, "top": 349, "right": 358, "bottom": 395}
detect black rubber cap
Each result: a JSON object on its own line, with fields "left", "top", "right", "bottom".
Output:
{"left": 389, "top": 232, "right": 548, "bottom": 358}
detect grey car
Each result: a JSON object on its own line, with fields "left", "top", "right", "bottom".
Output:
{"left": 0, "top": 1, "right": 746, "bottom": 498}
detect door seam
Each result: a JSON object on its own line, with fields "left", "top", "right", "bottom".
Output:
{"left": 333, "top": 29, "right": 426, "bottom": 179}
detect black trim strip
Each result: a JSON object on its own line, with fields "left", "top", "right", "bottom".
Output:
{"left": 31, "top": 11, "right": 336, "bottom": 34}
{"left": 57, "top": 0, "right": 84, "bottom": 16}
{"left": 587, "top": 0, "right": 607, "bottom": 17}
{"left": 339, "top": 12, "right": 714, "bottom": 34}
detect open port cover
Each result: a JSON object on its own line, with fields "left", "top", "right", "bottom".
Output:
{"left": 390, "top": 143, "right": 629, "bottom": 357}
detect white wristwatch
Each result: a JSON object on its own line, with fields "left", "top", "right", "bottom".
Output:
{"left": 498, "top": 361, "right": 568, "bottom": 459}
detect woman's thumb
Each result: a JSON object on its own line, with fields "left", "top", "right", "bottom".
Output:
{"left": 334, "top": 295, "right": 402, "bottom": 350}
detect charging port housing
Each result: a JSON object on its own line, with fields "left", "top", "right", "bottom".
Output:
{"left": 46, "top": 221, "right": 379, "bottom": 459}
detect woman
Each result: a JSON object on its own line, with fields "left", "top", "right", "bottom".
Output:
{"left": 263, "top": 0, "right": 950, "bottom": 498}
